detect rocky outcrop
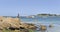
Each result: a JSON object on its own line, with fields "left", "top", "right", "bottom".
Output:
{"left": 0, "top": 16, "right": 37, "bottom": 30}
{"left": 0, "top": 16, "right": 21, "bottom": 29}
{"left": 40, "top": 25, "right": 47, "bottom": 31}
{"left": 0, "top": 16, "right": 37, "bottom": 32}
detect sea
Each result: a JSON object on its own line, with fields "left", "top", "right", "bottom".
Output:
{"left": 13, "top": 16, "right": 60, "bottom": 32}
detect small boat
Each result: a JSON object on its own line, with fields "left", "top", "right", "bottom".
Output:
{"left": 26, "top": 16, "right": 35, "bottom": 18}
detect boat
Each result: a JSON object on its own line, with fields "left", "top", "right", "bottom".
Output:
{"left": 26, "top": 16, "right": 35, "bottom": 18}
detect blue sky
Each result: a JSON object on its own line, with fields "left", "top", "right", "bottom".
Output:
{"left": 0, "top": 0, "right": 60, "bottom": 16}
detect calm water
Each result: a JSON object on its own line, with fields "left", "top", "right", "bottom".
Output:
{"left": 20, "top": 16, "right": 60, "bottom": 24}
{"left": 19, "top": 16, "right": 60, "bottom": 32}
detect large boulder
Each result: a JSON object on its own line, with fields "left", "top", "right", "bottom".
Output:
{"left": 4, "top": 17, "right": 20, "bottom": 28}
{"left": 0, "top": 16, "right": 21, "bottom": 29}
{"left": 40, "top": 25, "right": 47, "bottom": 31}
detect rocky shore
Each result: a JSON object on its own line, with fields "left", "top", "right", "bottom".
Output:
{"left": 0, "top": 16, "right": 37, "bottom": 32}
{"left": 0, "top": 16, "right": 53, "bottom": 32}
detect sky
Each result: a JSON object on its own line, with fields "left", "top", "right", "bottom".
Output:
{"left": 0, "top": 0, "right": 60, "bottom": 16}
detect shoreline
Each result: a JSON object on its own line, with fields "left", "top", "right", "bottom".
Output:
{"left": 0, "top": 16, "right": 60, "bottom": 32}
